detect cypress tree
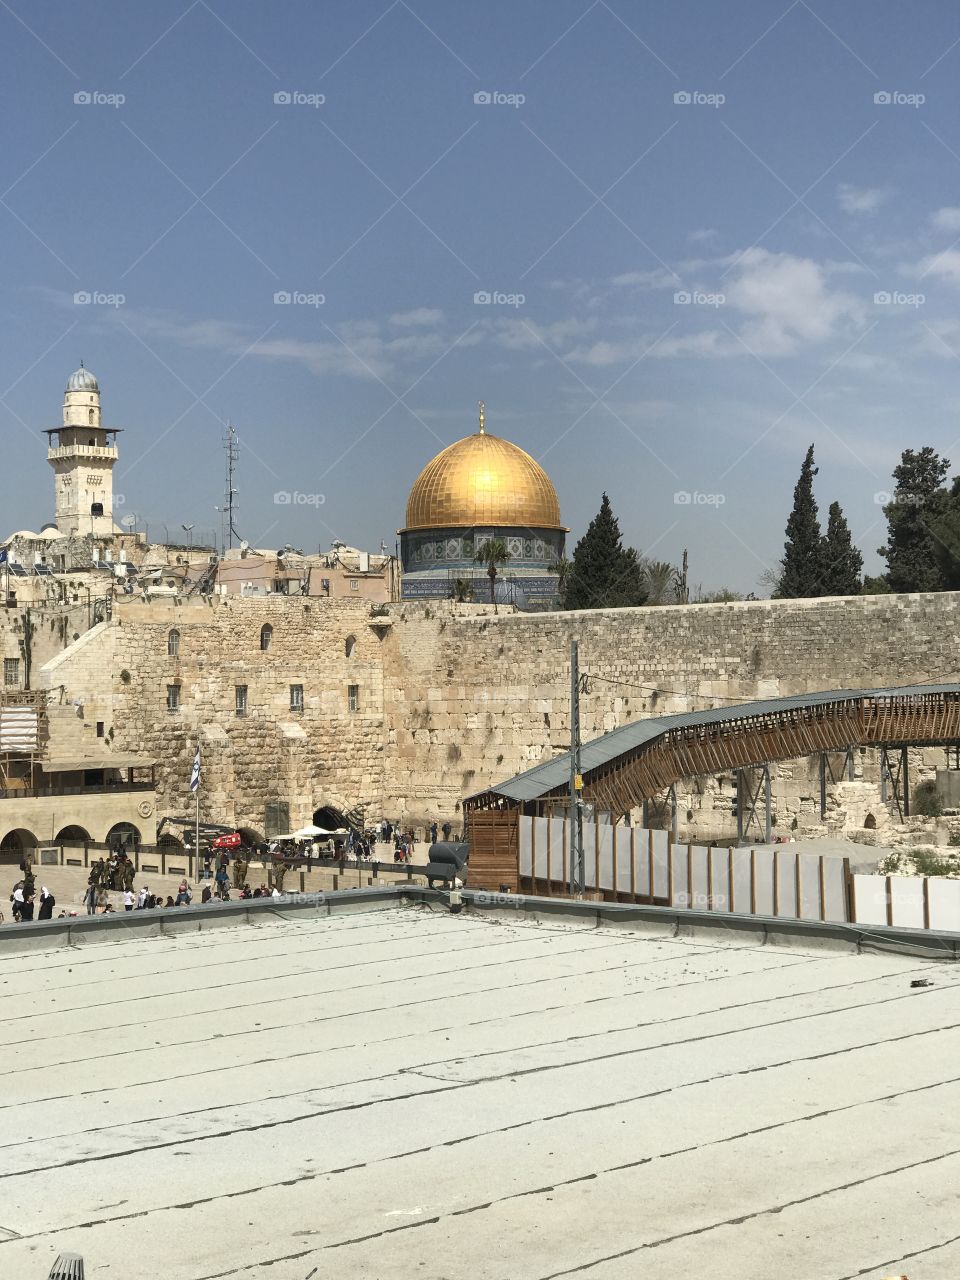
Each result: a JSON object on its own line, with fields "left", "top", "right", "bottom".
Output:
{"left": 878, "top": 447, "right": 950, "bottom": 593}
{"left": 820, "top": 501, "right": 863, "bottom": 596}
{"left": 775, "top": 445, "right": 823, "bottom": 598}
{"left": 564, "top": 493, "right": 648, "bottom": 610}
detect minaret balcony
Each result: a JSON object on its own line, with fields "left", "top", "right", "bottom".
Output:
{"left": 47, "top": 444, "right": 119, "bottom": 461}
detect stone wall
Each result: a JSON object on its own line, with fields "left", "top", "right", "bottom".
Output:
{"left": 41, "top": 595, "right": 387, "bottom": 837}
{"left": 34, "top": 590, "right": 960, "bottom": 841}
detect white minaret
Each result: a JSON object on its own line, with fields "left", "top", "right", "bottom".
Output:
{"left": 46, "top": 364, "right": 120, "bottom": 537}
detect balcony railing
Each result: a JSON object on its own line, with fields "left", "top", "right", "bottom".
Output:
{"left": 47, "top": 444, "right": 119, "bottom": 460}
{"left": 0, "top": 781, "right": 154, "bottom": 800}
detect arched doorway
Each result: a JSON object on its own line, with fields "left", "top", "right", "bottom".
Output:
{"left": 158, "top": 832, "right": 183, "bottom": 849}
{"left": 238, "top": 827, "right": 264, "bottom": 849}
{"left": 55, "top": 825, "right": 91, "bottom": 845}
{"left": 0, "top": 828, "right": 39, "bottom": 864}
{"left": 106, "top": 821, "right": 141, "bottom": 851}
{"left": 313, "top": 806, "right": 348, "bottom": 832}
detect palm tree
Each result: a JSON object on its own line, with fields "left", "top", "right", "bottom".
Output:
{"left": 474, "top": 538, "right": 511, "bottom": 612}
{"left": 643, "top": 560, "right": 678, "bottom": 605}
{"left": 550, "top": 556, "right": 571, "bottom": 607}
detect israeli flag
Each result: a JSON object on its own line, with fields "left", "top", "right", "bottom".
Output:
{"left": 190, "top": 744, "right": 201, "bottom": 792}
{"left": 0, "top": 549, "right": 7, "bottom": 564}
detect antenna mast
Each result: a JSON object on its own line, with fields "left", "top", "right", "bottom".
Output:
{"left": 224, "top": 424, "right": 240, "bottom": 550}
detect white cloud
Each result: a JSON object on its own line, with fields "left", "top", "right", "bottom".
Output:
{"left": 837, "top": 184, "right": 888, "bottom": 215}
{"left": 608, "top": 268, "right": 679, "bottom": 289}
{"left": 917, "top": 248, "right": 960, "bottom": 285}
{"left": 931, "top": 207, "right": 960, "bottom": 233}
{"left": 388, "top": 307, "right": 444, "bottom": 328}
{"left": 724, "top": 248, "right": 865, "bottom": 355}
{"left": 689, "top": 228, "right": 719, "bottom": 244}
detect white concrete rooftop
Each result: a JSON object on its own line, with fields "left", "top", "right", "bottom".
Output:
{"left": 0, "top": 900, "right": 957, "bottom": 1279}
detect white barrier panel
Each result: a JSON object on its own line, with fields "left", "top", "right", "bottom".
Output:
{"left": 928, "top": 878, "right": 960, "bottom": 932}
{"left": 533, "top": 817, "right": 549, "bottom": 881}
{"left": 598, "top": 823, "right": 615, "bottom": 891}
{"left": 549, "top": 817, "right": 566, "bottom": 885}
{"left": 519, "top": 817, "right": 533, "bottom": 877}
{"left": 822, "top": 858, "right": 847, "bottom": 923}
{"left": 853, "top": 875, "right": 889, "bottom": 926}
{"left": 891, "top": 876, "right": 925, "bottom": 929}
{"left": 614, "top": 827, "right": 632, "bottom": 893}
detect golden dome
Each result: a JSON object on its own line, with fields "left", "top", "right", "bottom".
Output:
{"left": 403, "top": 418, "right": 563, "bottom": 532}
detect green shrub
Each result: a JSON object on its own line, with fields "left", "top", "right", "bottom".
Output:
{"left": 910, "top": 848, "right": 957, "bottom": 878}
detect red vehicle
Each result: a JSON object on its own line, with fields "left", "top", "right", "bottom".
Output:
{"left": 211, "top": 832, "right": 242, "bottom": 851}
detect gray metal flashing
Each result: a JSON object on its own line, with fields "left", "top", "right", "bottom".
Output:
{"left": 2, "top": 884, "right": 958, "bottom": 962}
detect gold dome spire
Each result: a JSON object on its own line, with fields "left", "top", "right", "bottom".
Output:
{"left": 402, "top": 409, "right": 564, "bottom": 532}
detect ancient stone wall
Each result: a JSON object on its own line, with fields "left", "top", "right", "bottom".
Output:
{"left": 380, "top": 593, "right": 960, "bottom": 833}
{"left": 34, "top": 590, "right": 960, "bottom": 841}
{"left": 41, "top": 595, "right": 387, "bottom": 837}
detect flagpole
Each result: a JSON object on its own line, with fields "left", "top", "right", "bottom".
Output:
{"left": 195, "top": 743, "right": 200, "bottom": 875}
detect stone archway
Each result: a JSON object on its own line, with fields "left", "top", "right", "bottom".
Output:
{"left": 238, "top": 827, "right": 264, "bottom": 850}
{"left": 106, "top": 822, "right": 141, "bottom": 851}
{"left": 0, "top": 828, "right": 39, "bottom": 865}
{"left": 313, "top": 805, "right": 348, "bottom": 832}
{"left": 55, "top": 825, "right": 91, "bottom": 845}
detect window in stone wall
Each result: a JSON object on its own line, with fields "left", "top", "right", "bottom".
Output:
{"left": 168, "top": 628, "right": 180, "bottom": 657}
{"left": 236, "top": 684, "right": 248, "bottom": 716}
{"left": 348, "top": 684, "right": 359, "bottom": 713}
{"left": 290, "top": 684, "right": 304, "bottom": 713}
{"left": 96, "top": 721, "right": 104, "bottom": 738}
{"left": 260, "top": 623, "right": 273, "bottom": 651}
{"left": 166, "top": 684, "right": 181, "bottom": 712}
{"left": 349, "top": 578, "right": 359, "bottom": 591}
{"left": 345, "top": 635, "right": 356, "bottom": 658}
{"left": 3, "top": 657, "right": 19, "bottom": 686}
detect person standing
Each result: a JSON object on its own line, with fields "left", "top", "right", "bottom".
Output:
{"left": 83, "top": 882, "right": 96, "bottom": 916}
{"left": 37, "top": 887, "right": 55, "bottom": 920}
{"left": 11, "top": 884, "right": 24, "bottom": 922}
{"left": 20, "top": 893, "right": 34, "bottom": 922}
{"left": 430, "top": 822, "right": 438, "bottom": 845}
{"left": 442, "top": 822, "right": 452, "bottom": 841}
{"left": 122, "top": 888, "right": 135, "bottom": 912}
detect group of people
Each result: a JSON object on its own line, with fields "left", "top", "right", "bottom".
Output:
{"left": 87, "top": 851, "right": 136, "bottom": 892}
{"left": 8, "top": 880, "right": 56, "bottom": 922}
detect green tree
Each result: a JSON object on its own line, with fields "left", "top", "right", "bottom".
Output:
{"left": 927, "top": 476, "right": 960, "bottom": 589}
{"left": 819, "top": 501, "right": 863, "bottom": 595}
{"left": 474, "top": 537, "right": 511, "bottom": 611}
{"left": 563, "top": 493, "right": 648, "bottom": 610}
{"left": 775, "top": 445, "right": 824, "bottom": 598}
{"left": 878, "top": 447, "right": 950, "bottom": 593}
{"left": 861, "top": 574, "right": 892, "bottom": 595}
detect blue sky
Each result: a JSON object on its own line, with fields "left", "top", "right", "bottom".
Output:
{"left": 4, "top": 1, "right": 960, "bottom": 591}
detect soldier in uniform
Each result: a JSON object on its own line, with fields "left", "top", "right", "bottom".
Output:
{"left": 122, "top": 857, "right": 135, "bottom": 892}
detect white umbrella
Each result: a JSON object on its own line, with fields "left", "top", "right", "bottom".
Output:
{"left": 292, "top": 824, "right": 334, "bottom": 838}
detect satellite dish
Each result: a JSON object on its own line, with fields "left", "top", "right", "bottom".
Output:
{"left": 121, "top": 514, "right": 137, "bottom": 529}
{"left": 240, "top": 540, "right": 249, "bottom": 558}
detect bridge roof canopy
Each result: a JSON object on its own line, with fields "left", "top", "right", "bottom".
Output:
{"left": 467, "top": 682, "right": 960, "bottom": 808}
